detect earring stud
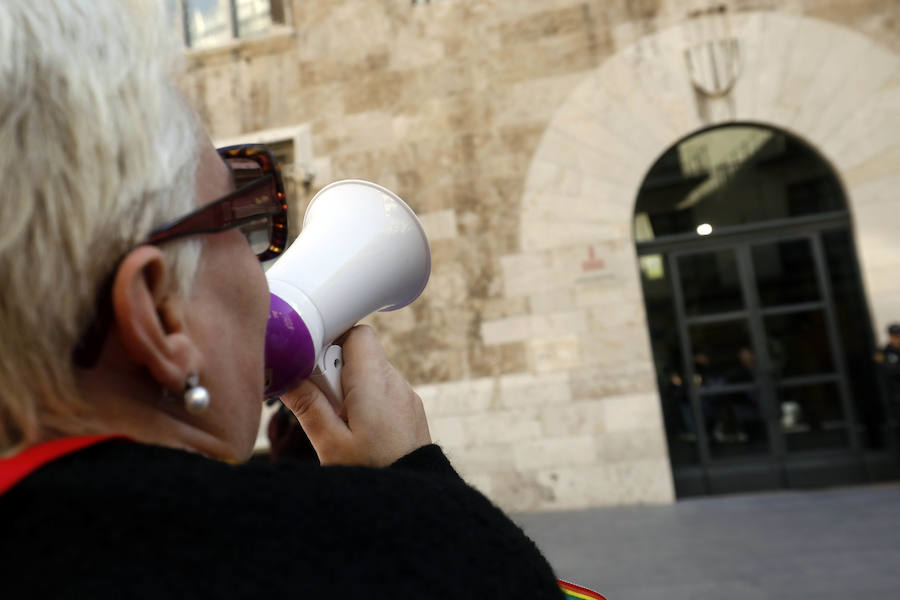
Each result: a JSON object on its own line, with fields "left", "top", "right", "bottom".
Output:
{"left": 183, "top": 373, "right": 210, "bottom": 414}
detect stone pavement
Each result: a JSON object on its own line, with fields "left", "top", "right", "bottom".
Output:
{"left": 513, "top": 484, "right": 900, "bottom": 600}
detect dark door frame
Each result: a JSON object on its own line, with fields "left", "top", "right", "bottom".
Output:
{"left": 638, "top": 212, "right": 888, "bottom": 494}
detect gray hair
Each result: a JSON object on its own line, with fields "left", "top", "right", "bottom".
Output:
{"left": 0, "top": 0, "right": 201, "bottom": 451}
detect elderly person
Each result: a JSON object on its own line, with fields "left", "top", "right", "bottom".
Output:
{"left": 0, "top": 2, "right": 565, "bottom": 597}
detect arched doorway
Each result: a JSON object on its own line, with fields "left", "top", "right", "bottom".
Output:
{"left": 636, "top": 123, "right": 896, "bottom": 497}
{"left": 512, "top": 11, "right": 898, "bottom": 508}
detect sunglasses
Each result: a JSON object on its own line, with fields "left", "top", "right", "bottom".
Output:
{"left": 148, "top": 144, "right": 289, "bottom": 260}
{"left": 71, "top": 143, "right": 288, "bottom": 368}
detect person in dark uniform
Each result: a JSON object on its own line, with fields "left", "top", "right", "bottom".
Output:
{"left": 878, "top": 323, "right": 900, "bottom": 431}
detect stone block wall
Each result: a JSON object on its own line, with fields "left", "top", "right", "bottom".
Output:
{"left": 187, "top": 0, "right": 899, "bottom": 512}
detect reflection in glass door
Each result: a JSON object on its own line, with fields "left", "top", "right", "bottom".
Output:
{"left": 751, "top": 237, "right": 855, "bottom": 454}
{"left": 664, "top": 234, "right": 863, "bottom": 494}
{"left": 673, "top": 248, "right": 772, "bottom": 464}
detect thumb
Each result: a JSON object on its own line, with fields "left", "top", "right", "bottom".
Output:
{"left": 280, "top": 379, "right": 349, "bottom": 459}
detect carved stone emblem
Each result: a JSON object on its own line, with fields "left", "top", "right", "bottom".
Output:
{"left": 682, "top": 5, "right": 742, "bottom": 99}
{"left": 684, "top": 37, "right": 742, "bottom": 98}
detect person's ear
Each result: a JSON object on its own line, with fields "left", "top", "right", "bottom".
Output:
{"left": 111, "top": 245, "right": 202, "bottom": 393}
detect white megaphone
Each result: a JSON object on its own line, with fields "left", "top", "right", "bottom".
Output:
{"left": 263, "top": 179, "right": 431, "bottom": 410}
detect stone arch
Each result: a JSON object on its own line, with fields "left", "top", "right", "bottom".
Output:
{"left": 502, "top": 12, "right": 898, "bottom": 507}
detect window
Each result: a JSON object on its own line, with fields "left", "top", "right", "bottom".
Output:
{"left": 172, "top": 0, "right": 287, "bottom": 49}
{"left": 633, "top": 124, "right": 846, "bottom": 241}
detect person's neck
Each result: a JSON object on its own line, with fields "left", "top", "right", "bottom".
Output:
{"left": 65, "top": 362, "right": 241, "bottom": 462}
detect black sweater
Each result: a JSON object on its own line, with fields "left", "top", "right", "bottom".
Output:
{"left": 1, "top": 439, "right": 563, "bottom": 598}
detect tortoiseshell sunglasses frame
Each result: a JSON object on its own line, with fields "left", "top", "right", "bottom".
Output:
{"left": 147, "top": 144, "right": 288, "bottom": 261}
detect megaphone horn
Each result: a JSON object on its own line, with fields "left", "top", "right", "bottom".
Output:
{"left": 263, "top": 179, "right": 431, "bottom": 405}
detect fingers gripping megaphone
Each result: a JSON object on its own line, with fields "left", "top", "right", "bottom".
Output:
{"left": 263, "top": 180, "right": 431, "bottom": 411}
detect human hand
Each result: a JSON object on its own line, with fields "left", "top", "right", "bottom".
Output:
{"left": 279, "top": 325, "right": 431, "bottom": 467}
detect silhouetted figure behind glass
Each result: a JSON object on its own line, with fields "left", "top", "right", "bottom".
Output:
{"left": 877, "top": 323, "right": 900, "bottom": 453}
{"left": 709, "top": 347, "right": 766, "bottom": 446}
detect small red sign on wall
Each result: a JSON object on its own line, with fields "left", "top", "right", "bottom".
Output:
{"left": 581, "top": 246, "right": 605, "bottom": 272}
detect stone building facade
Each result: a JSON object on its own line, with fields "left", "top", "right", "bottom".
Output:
{"left": 179, "top": 0, "right": 900, "bottom": 512}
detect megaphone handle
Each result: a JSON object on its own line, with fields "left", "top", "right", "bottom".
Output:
{"left": 311, "top": 344, "right": 345, "bottom": 417}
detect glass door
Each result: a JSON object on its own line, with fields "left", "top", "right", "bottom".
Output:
{"left": 668, "top": 234, "right": 863, "bottom": 493}
{"left": 670, "top": 245, "right": 781, "bottom": 493}
{"left": 633, "top": 123, "right": 897, "bottom": 497}
{"left": 751, "top": 237, "right": 857, "bottom": 455}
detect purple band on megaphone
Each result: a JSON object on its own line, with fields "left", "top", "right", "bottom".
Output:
{"left": 264, "top": 293, "right": 316, "bottom": 398}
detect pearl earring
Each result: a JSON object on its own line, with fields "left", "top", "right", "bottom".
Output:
{"left": 183, "top": 373, "right": 210, "bottom": 414}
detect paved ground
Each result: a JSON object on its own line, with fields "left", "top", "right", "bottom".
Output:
{"left": 513, "top": 484, "right": 900, "bottom": 599}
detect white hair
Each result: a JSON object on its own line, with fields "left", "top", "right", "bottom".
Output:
{"left": 0, "top": 0, "right": 201, "bottom": 450}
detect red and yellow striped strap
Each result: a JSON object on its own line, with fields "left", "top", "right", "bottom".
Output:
{"left": 559, "top": 579, "right": 607, "bottom": 600}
